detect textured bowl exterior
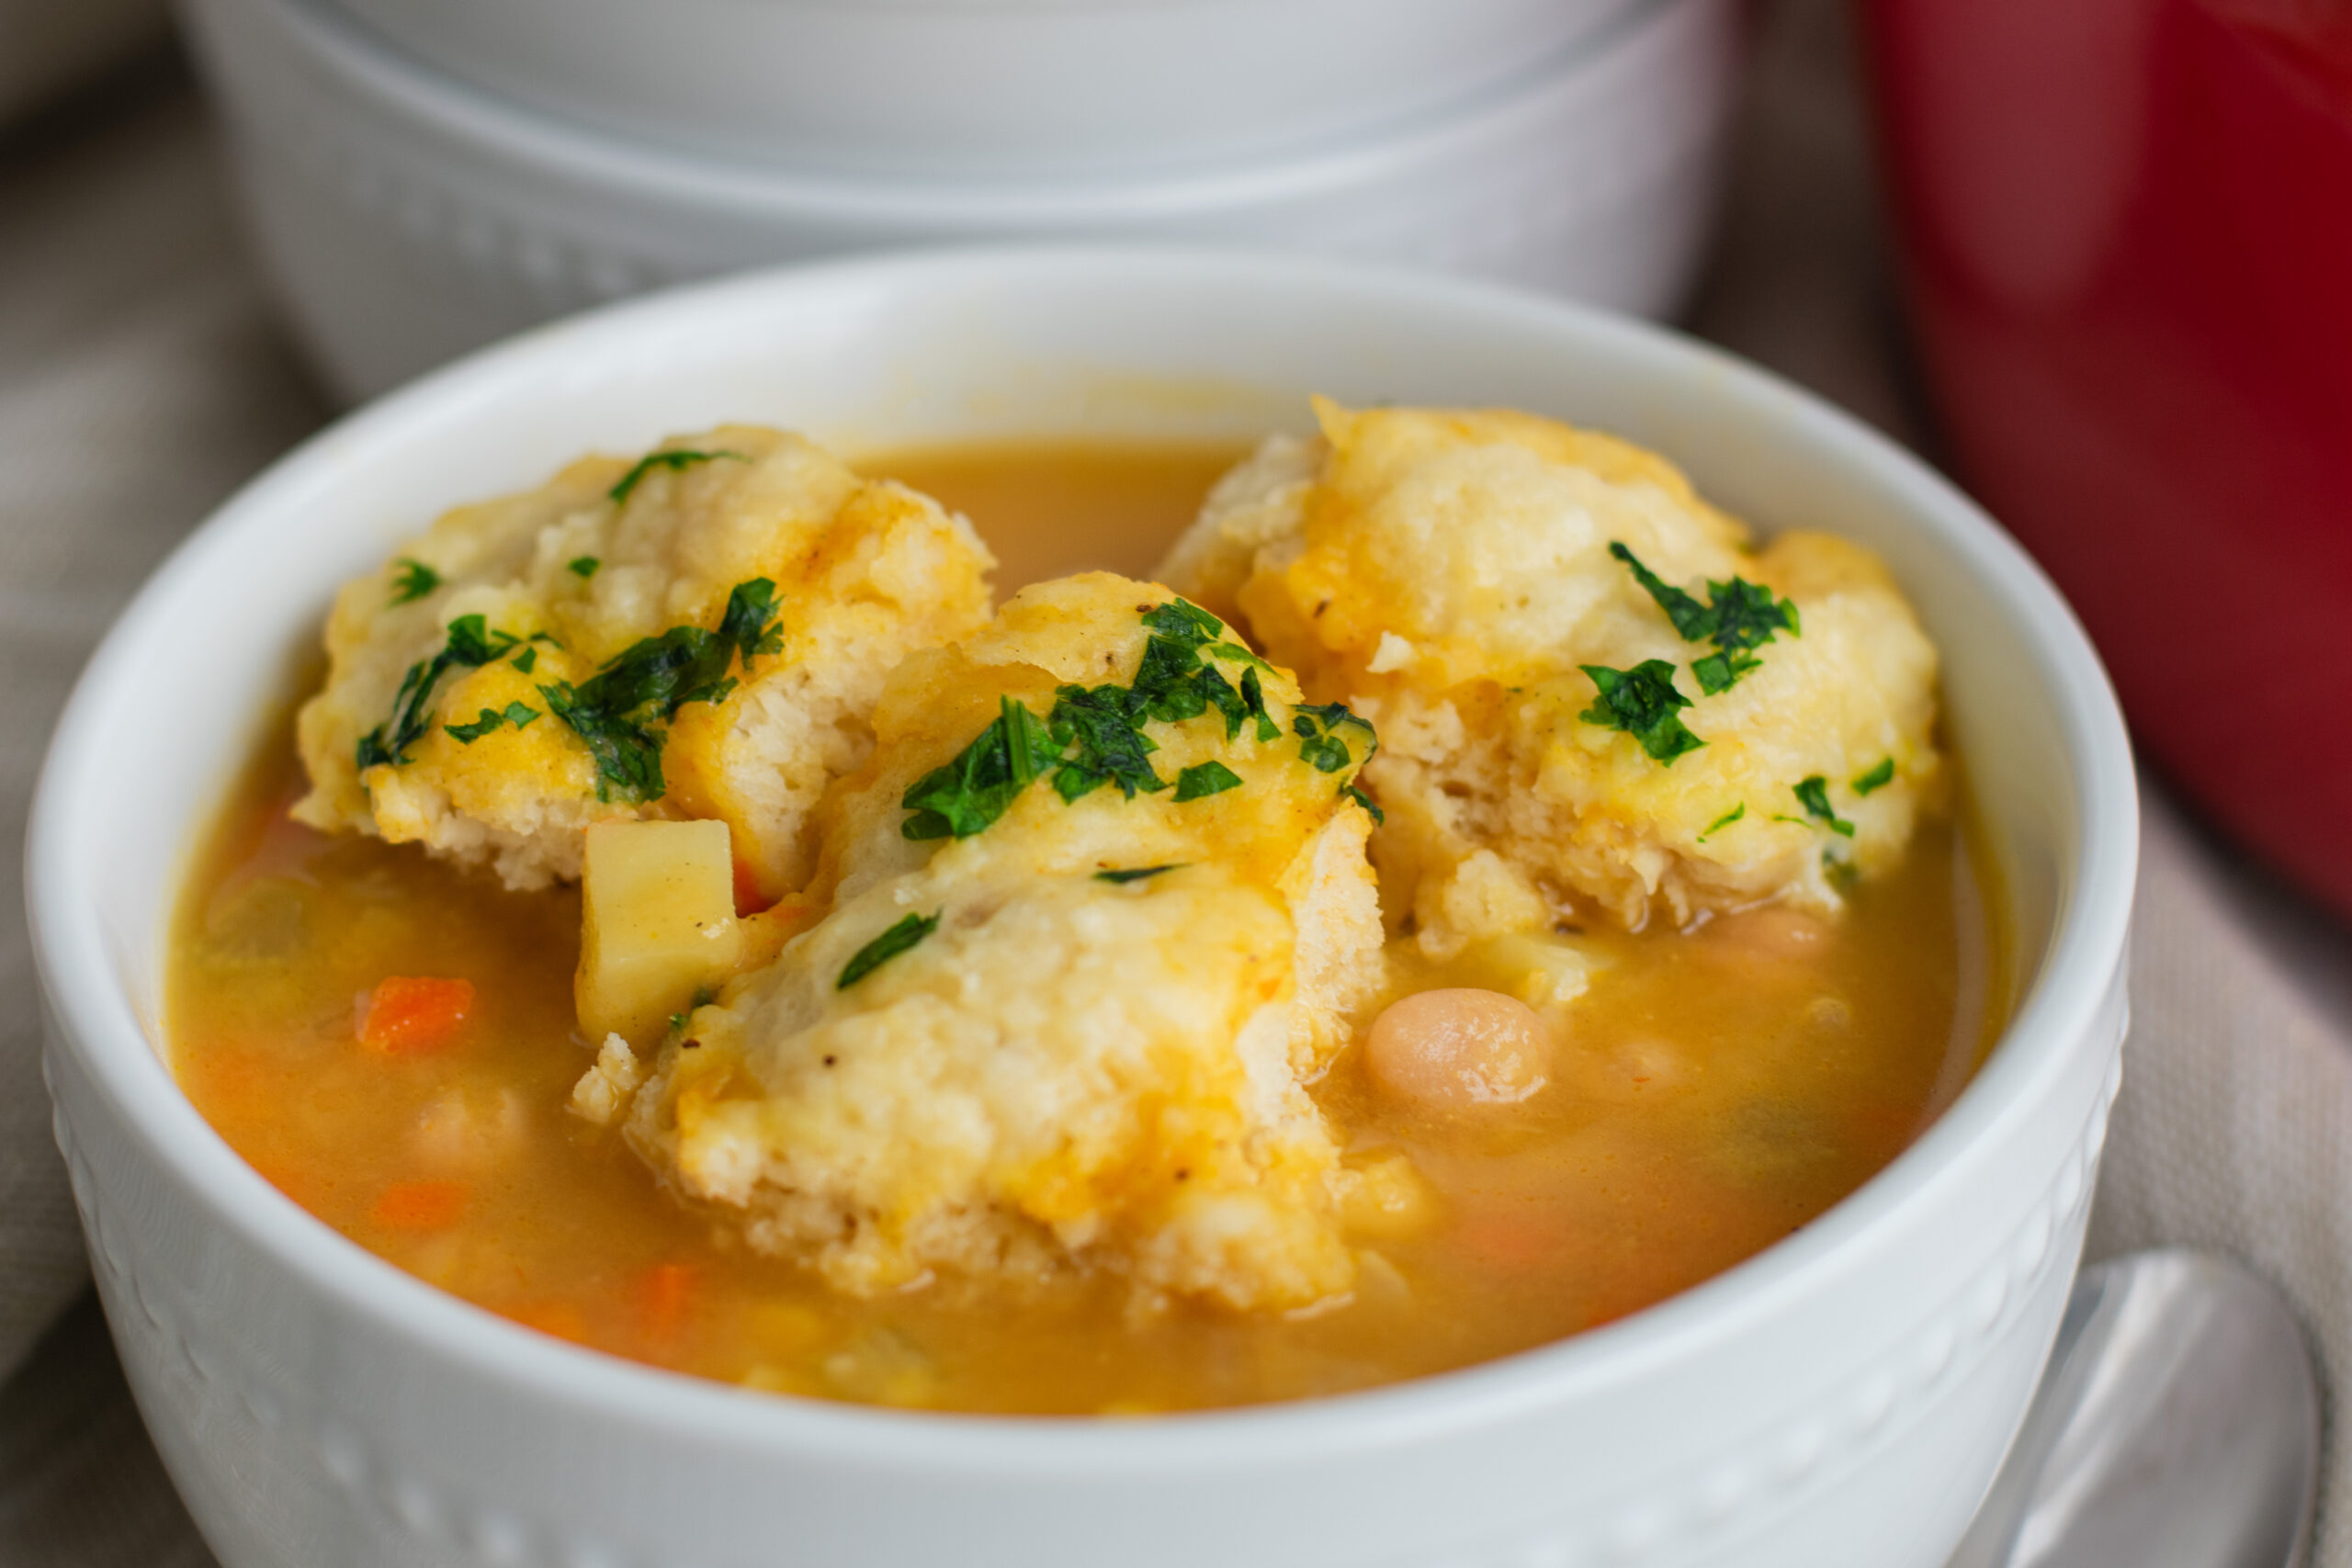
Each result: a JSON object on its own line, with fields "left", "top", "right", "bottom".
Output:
{"left": 309, "top": 0, "right": 1642, "bottom": 175}
{"left": 29, "top": 251, "right": 2138, "bottom": 1568}
{"left": 177, "top": 0, "right": 1736, "bottom": 402}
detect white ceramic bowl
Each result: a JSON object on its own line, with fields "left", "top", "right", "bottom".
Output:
{"left": 310, "top": 0, "right": 1640, "bottom": 176}
{"left": 177, "top": 0, "right": 1737, "bottom": 402}
{"left": 30, "top": 250, "right": 2136, "bottom": 1568}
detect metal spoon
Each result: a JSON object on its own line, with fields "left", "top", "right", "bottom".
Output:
{"left": 1948, "top": 1248, "right": 2321, "bottom": 1568}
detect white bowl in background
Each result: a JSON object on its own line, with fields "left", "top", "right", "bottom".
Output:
{"left": 177, "top": 0, "right": 1737, "bottom": 402}
{"left": 31, "top": 249, "right": 2134, "bottom": 1568}
{"left": 310, "top": 0, "right": 1642, "bottom": 176}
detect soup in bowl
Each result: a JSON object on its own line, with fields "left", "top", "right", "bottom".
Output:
{"left": 29, "top": 251, "right": 2135, "bottom": 1568}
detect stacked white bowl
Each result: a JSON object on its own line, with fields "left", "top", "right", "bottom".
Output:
{"left": 176, "top": 0, "right": 1740, "bottom": 400}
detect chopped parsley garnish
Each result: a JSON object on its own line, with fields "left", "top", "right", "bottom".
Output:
{"left": 446, "top": 709, "right": 503, "bottom": 744}
{"left": 511, "top": 646, "right": 537, "bottom": 674}
{"left": 1094, "top": 864, "right": 1183, "bottom": 884}
{"left": 356, "top": 615, "right": 535, "bottom": 770}
{"left": 446, "top": 702, "right": 540, "bottom": 744}
{"left": 1609, "top": 543, "right": 1713, "bottom": 640}
{"left": 1238, "top": 666, "right": 1281, "bottom": 742}
{"left": 1852, "top": 758, "right": 1894, "bottom": 795}
{"left": 1206, "top": 640, "right": 1272, "bottom": 671}
{"left": 715, "top": 577, "right": 786, "bottom": 661}
{"left": 1140, "top": 599, "right": 1225, "bottom": 644}
{"left": 1342, "top": 784, "right": 1385, "bottom": 825}
{"left": 1792, "top": 774, "right": 1856, "bottom": 837}
{"left": 896, "top": 598, "right": 1374, "bottom": 839}
{"left": 1608, "top": 543, "right": 1801, "bottom": 694}
{"left": 389, "top": 558, "right": 440, "bottom": 605}
{"left": 901, "top": 696, "right": 1052, "bottom": 840}
{"left": 1293, "top": 701, "right": 1376, "bottom": 773}
{"left": 1125, "top": 597, "right": 1283, "bottom": 739}
{"left": 568, "top": 556, "right": 601, "bottom": 578}
{"left": 1699, "top": 803, "right": 1746, "bottom": 841}
{"left": 1579, "top": 660, "right": 1704, "bottom": 763}
{"left": 608, "top": 448, "right": 744, "bottom": 505}
{"left": 1173, "top": 761, "right": 1243, "bottom": 801}
{"left": 1046, "top": 683, "right": 1168, "bottom": 803}
{"left": 537, "top": 577, "right": 784, "bottom": 802}
{"left": 837, "top": 910, "right": 939, "bottom": 989}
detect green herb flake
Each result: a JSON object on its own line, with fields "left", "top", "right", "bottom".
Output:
{"left": 568, "top": 556, "right": 601, "bottom": 579}
{"left": 503, "top": 701, "right": 540, "bottom": 729}
{"left": 608, "top": 448, "right": 745, "bottom": 505}
{"left": 356, "top": 614, "right": 530, "bottom": 771}
{"left": 1699, "top": 803, "right": 1746, "bottom": 841}
{"left": 837, "top": 910, "right": 940, "bottom": 989}
{"left": 1342, "top": 784, "right": 1385, "bottom": 826}
{"left": 537, "top": 577, "right": 781, "bottom": 802}
{"left": 511, "top": 646, "right": 537, "bottom": 674}
{"left": 897, "top": 598, "right": 1333, "bottom": 840}
{"left": 716, "top": 576, "right": 785, "bottom": 661}
{"left": 1578, "top": 660, "right": 1705, "bottom": 764}
{"left": 446, "top": 708, "right": 508, "bottom": 744}
{"left": 1238, "top": 666, "right": 1282, "bottom": 742}
{"left": 1292, "top": 701, "right": 1376, "bottom": 773}
{"left": 541, "top": 685, "right": 663, "bottom": 801}
{"left": 389, "top": 558, "right": 441, "bottom": 605}
{"left": 1792, "top": 774, "right": 1856, "bottom": 838}
{"left": 1708, "top": 575, "right": 1802, "bottom": 653}
{"left": 1852, "top": 758, "right": 1895, "bottom": 795}
{"left": 1140, "top": 599, "right": 1224, "bottom": 646}
{"left": 901, "top": 697, "right": 1052, "bottom": 840}
{"left": 1173, "top": 761, "right": 1243, "bottom": 801}
{"left": 1094, "top": 864, "right": 1183, "bottom": 884}
{"left": 1047, "top": 683, "right": 1168, "bottom": 803}
{"left": 1609, "top": 542, "right": 1800, "bottom": 694}
{"left": 1298, "top": 730, "right": 1351, "bottom": 773}
{"left": 1607, "top": 543, "right": 1713, "bottom": 641}
{"left": 1205, "top": 640, "right": 1272, "bottom": 671}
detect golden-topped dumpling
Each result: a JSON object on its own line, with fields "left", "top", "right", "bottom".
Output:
{"left": 1162, "top": 400, "right": 1943, "bottom": 947}
{"left": 614, "top": 574, "right": 1386, "bottom": 1310}
{"left": 293, "top": 426, "right": 995, "bottom": 896}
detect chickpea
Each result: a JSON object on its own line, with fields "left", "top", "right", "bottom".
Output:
{"left": 1363, "top": 988, "right": 1552, "bottom": 1111}
{"left": 1705, "top": 904, "right": 1830, "bottom": 960}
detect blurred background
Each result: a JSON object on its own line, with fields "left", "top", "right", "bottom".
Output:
{"left": 4, "top": 0, "right": 2350, "bottom": 1560}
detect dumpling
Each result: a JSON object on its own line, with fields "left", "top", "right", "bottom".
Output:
{"left": 293, "top": 426, "right": 994, "bottom": 896}
{"left": 619, "top": 574, "right": 1385, "bottom": 1310}
{"left": 1161, "top": 400, "right": 1943, "bottom": 949}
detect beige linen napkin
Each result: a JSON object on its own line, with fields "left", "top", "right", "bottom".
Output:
{"left": 0, "top": 0, "right": 166, "bottom": 126}
{"left": 6, "top": 11, "right": 2351, "bottom": 1567}
{"left": 0, "top": 70, "right": 322, "bottom": 1562}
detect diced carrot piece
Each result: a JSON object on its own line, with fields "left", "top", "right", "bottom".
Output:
{"left": 359, "top": 976, "right": 475, "bottom": 1055}
{"left": 639, "top": 1261, "right": 699, "bottom": 1343}
{"left": 369, "top": 1179, "right": 468, "bottom": 1230}
{"left": 731, "top": 856, "right": 774, "bottom": 919}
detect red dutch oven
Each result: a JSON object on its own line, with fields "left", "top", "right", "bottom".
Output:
{"left": 1865, "top": 0, "right": 2352, "bottom": 916}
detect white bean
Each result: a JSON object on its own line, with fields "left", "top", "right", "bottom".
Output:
{"left": 1364, "top": 988, "right": 1552, "bottom": 1111}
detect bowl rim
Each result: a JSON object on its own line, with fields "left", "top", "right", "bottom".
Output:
{"left": 27, "top": 244, "right": 2138, "bottom": 1472}
{"left": 230, "top": 0, "right": 1720, "bottom": 215}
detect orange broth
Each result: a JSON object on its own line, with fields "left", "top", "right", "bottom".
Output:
{"left": 166, "top": 440, "right": 2011, "bottom": 1415}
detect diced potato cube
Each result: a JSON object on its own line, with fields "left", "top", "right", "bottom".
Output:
{"left": 577, "top": 819, "right": 742, "bottom": 1045}
{"left": 1455, "top": 932, "right": 1595, "bottom": 1014}
{"left": 1340, "top": 1150, "right": 1439, "bottom": 1241}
